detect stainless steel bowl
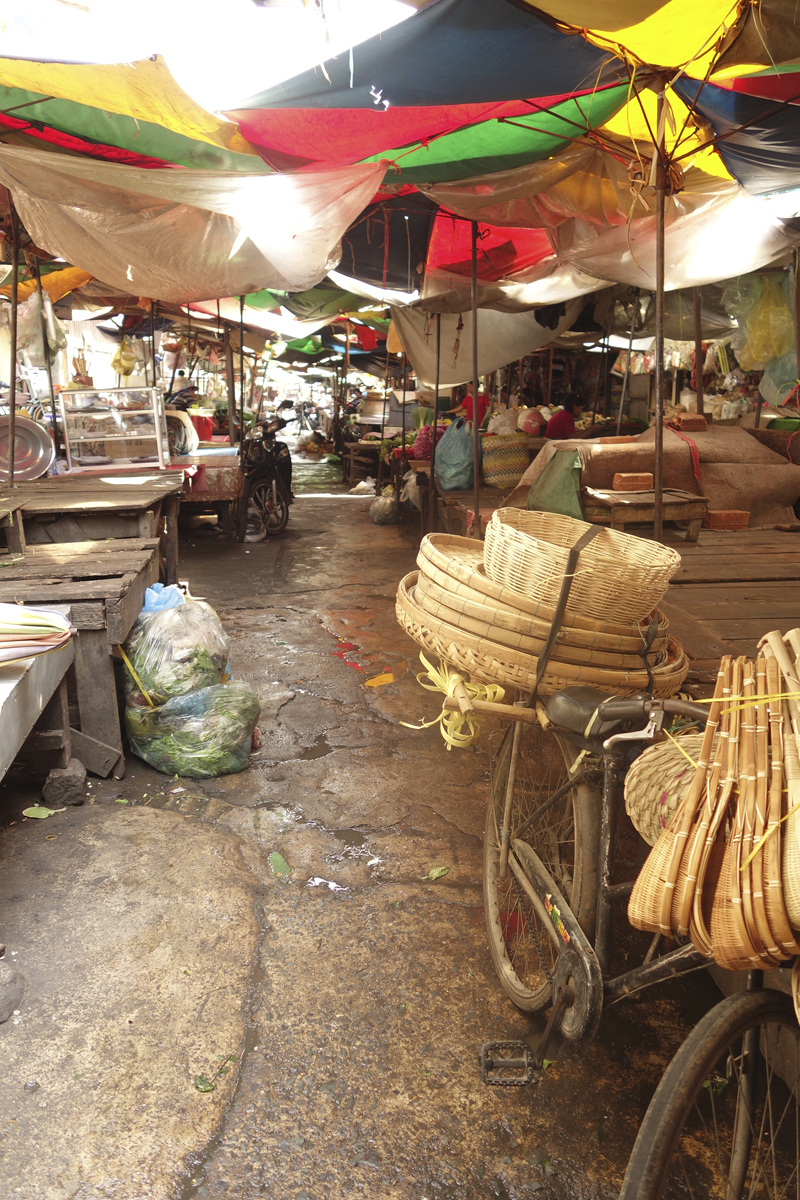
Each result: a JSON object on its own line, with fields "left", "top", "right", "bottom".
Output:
{"left": 0, "top": 415, "right": 56, "bottom": 481}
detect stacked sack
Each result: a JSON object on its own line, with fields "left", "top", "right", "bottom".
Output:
{"left": 629, "top": 631, "right": 800, "bottom": 972}
{"left": 122, "top": 585, "right": 260, "bottom": 778}
{"left": 395, "top": 508, "right": 687, "bottom": 699}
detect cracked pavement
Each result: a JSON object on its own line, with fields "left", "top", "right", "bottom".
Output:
{"left": 0, "top": 494, "right": 722, "bottom": 1199}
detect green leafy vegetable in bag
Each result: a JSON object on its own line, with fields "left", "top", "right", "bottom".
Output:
{"left": 122, "top": 601, "right": 230, "bottom": 706}
{"left": 126, "top": 682, "right": 261, "bottom": 778}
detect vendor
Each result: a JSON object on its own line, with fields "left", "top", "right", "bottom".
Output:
{"left": 167, "top": 383, "right": 198, "bottom": 412}
{"left": 442, "top": 385, "right": 490, "bottom": 426}
{"left": 544, "top": 392, "right": 584, "bottom": 440}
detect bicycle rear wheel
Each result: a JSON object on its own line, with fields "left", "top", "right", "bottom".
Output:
{"left": 483, "top": 719, "right": 600, "bottom": 1012}
{"left": 619, "top": 987, "right": 800, "bottom": 1199}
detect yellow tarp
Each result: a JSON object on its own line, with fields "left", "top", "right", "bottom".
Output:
{"left": 0, "top": 54, "right": 256, "bottom": 156}
{"left": 601, "top": 87, "right": 734, "bottom": 180}
{"left": 0, "top": 266, "right": 93, "bottom": 303}
{"left": 528, "top": 0, "right": 742, "bottom": 73}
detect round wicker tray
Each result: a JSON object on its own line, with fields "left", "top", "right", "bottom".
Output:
{"left": 484, "top": 509, "right": 681, "bottom": 624}
{"left": 396, "top": 572, "right": 689, "bottom": 699}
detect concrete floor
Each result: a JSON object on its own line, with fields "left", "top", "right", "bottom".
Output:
{"left": 0, "top": 487, "right": 723, "bottom": 1200}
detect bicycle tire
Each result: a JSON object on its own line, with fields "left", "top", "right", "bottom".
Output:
{"left": 483, "top": 719, "right": 600, "bottom": 1012}
{"left": 619, "top": 987, "right": 800, "bottom": 1199}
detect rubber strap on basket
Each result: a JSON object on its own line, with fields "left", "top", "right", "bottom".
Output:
{"left": 525, "top": 525, "right": 602, "bottom": 708}
{"left": 638, "top": 611, "right": 659, "bottom": 697}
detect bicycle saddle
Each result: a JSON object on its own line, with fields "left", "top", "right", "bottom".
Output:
{"left": 545, "top": 686, "right": 650, "bottom": 742}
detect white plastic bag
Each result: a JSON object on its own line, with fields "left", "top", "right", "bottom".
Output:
{"left": 400, "top": 469, "right": 421, "bottom": 510}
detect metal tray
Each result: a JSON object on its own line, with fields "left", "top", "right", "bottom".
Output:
{"left": 0, "top": 415, "right": 55, "bottom": 481}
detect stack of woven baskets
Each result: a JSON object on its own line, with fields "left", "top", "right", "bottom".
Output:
{"left": 628, "top": 631, "right": 800, "bottom": 969}
{"left": 396, "top": 508, "right": 688, "bottom": 699}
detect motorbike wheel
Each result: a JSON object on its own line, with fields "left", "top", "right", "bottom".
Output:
{"left": 246, "top": 478, "right": 291, "bottom": 537}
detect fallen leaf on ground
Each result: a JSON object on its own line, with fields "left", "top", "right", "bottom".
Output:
{"left": 22, "top": 806, "right": 65, "bottom": 819}
{"left": 426, "top": 866, "right": 449, "bottom": 881}
{"left": 268, "top": 851, "right": 291, "bottom": 876}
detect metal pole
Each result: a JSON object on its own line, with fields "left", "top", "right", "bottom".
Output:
{"left": 400, "top": 351, "right": 408, "bottom": 470}
{"left": 591, "top": 338, "right": 604, "bottom": 424}
{"left": 793, "top": 249, "right": 800, "bottom": 415}
{"left": 151, "top": 300, "right": 158, "bottom": 386}
{"left": 693, "top": 286, "right": 705, "bottom": 418}
{"left": 7, "top": 204, "right": 19, "bottom": 486}
{"left": 470, "top": 219, "right": 480, "bottom": 536}
{"left": 653, "top": 88, "right": 667, "bottom": 543}
{"left": 28, "top": 251, "right": 60, "bottom": 456}
{"left": 429, "top": 311, "right": 441, "bottom": 533}
{"left": 239, "top": 296, "right": 245, "bottom": 464}
{"left": 224, "top": 325, "right": 236, "bottom": 442}
{"left": 617, "top": 289, "right": 639, "bottom": 435}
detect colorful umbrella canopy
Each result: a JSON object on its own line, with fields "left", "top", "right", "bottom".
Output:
{"left": 227, "top": 0, "right": 630, "bottom": 181}
{"left": 0, "top": 55, "right": 264, "bottom": 170}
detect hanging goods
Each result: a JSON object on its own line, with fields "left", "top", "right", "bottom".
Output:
{"left": 483, "top": 509, "right": 680, "bottom": 625}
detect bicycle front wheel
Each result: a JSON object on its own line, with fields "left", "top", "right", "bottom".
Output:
{"left": 619, "top": 987, "right": 800, "bottom": 1200}
{"left": 483, "top": 718, "right": 600, "bottom": 1012}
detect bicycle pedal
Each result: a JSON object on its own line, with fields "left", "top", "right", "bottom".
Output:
{"left": 480, "top": 1041, "right": 535, "bottom": 1087}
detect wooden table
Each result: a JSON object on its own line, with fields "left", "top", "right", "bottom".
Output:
{"left": 583, "top": 487, "right": 709, "bottom": 542}
{"left": 0, "top": 538, "right": 160, "bottom": 778}
{"left": 0, "top": 635, "right": 74, "bottom": 781}
{"left": 0, "top": 476, "right": 182, "bottom": 583}
{"left": 343, "top": 440, "right": 381, "bottom": 485}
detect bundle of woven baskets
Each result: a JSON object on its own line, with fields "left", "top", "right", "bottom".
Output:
{"left": 628, "top": 630, "right": 800, "bottom": 970}
{"left": 396, "top": 521, "right": 688, "bottom": 698}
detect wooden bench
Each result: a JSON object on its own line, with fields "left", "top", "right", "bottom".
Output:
{"left": 582, "top": 487, "right": 710, "bottom": 543}
{"left": 0, "top": 538, "right": 160, "bottom": 778}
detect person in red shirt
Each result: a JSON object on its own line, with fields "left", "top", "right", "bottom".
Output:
{"left": 462, "top": 390, "right": 490, "bottom": 426}
{"left": 544, "top": 393, "right": 583, "bottom": 440}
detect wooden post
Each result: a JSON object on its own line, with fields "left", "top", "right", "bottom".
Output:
{"left": 653, "top": 88, "right": 667, "bottom": 543}
{"left": 470, "top": 219, "right": 480, "bottom": 537}
{"left": 7, "top": 202, "right": 19, "bottom": 486}
{"left": 238, "top": 297, "right": 246, "bottom": 464}
{"left": 591, "top": 338, "right": 604, "bottom": 423}
{"left": 400, "top": 351, "right": 408, "bottom": 470}
{"left": 693, "top": 286, "right": 705, "bottom": 417}
{"left": 224, "top": 325, "right": 236, "bottom": 443}
{"left": 546, "top": 347, "right": 554, "bottom": 406}
{"left": 429, "top": 311, "right": 441, "bottom": 533}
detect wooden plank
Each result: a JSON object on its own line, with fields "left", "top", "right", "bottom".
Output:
{"left": 672, "top": 561, "right": 800, "bottom": 584}
{"left": 659, "top": 599, "right": 743, "bottom": 661}
{"left": 0, "top": 580, "right": 134, "bottom": 603}
{"left": 105, "top": 555, "right": 159, "bottom": 644}
{"left": 67, "top": 602, "right": 106, "bottom": 630}
{"left": 73, "top": 628, "right": 124, "bottom": 779}
{"left": 663, "top": 583, "right": 800, "bottom": 618}
{"left": 69, "top": 727, "right": 121, "bottom": 778}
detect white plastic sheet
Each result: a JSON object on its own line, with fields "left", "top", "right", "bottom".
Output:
{"left": 391, "top": 300, "right": 583, "bottom": 388}
{"left": 0, "top": 145, "right": 385, "bottom": 302}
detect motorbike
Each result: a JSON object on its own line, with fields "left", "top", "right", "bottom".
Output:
{"left": 237, "top": 417, "right": 293, "bottom": 541}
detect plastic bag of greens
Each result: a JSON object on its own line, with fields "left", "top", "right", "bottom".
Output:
{"left": 370, "top": 486, "right": 399, "bottom": 524}
{"left": 126, "top": 682, "right": 261, "bottom": 778}
{"left": 122, "top": 600, "right": 230, "bottom": 706}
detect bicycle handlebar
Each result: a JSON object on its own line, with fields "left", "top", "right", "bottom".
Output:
{"left": 596, "top": 696, "right": 709, "bottom": 725}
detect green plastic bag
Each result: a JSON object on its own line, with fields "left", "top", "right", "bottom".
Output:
{"left": 527, "top": 449, "right": 583, "bottom": 520}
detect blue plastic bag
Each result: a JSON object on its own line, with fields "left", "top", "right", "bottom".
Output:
{"left": 142, "top": 582, "right": 184, "bottom": 612}
{"left": 434, "top": 419, "right": 477, "bottom": 491}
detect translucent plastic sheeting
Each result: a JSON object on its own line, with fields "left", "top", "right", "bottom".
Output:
{"left": 418, "top": 158, "right": 800, "bottom": 311}
{"left": 0, "top": 145, "right": 385, "bottom": 302}
{"left": 390, "top": 299, "right": 583, "bottom": 388}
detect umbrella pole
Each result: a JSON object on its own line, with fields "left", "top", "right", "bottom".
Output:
{"left": 27, "top": 250, "right": 60, "bottom": 458}
{"left": 401, "top": 351, "right": 408, "bottom": 470}
{"left": 471, "top": 219, "right": 480, "bottom": 537}
{"left": 617, "top": 289, "right": 639, "bottom": 435}
{"left": 693, "top": 287, "right": 705, "bottom": 418}
{"left": 6, "top": 201, "right": 20, "bottom": 487}
{"left": 429, "top": 311, "right": 441, "bottom": 533}
{"left": 239, "top": 296, "right": 245, "bottom": 463}
{"left": 653, "top": 89, "right": 667, "bottom": 543}
{"left": 151, "top": 301, "right": 158, "bottom": 386}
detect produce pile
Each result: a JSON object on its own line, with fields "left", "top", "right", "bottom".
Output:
{"left": 122, "top": 594, "right": 261, "bottom": 778}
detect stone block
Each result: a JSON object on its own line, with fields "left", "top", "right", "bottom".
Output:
{"left": 42, "top": 758, "right": 87, "bottom": 807}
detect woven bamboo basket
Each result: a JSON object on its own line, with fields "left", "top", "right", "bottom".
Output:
{"left": 763, "top": 657, "right": 800, "bottom": 956}
{"left": 419, "top": 534, "right": 671, "bottom": 647}
{"left": 624, "top": 733, "right": 709, "bottom": 847}
{"left": 396, "top": 572, "right": 688, "bottom": 699}
{"left": 484, "top": 509, "right": 681, "bottom": 624}
{"left": 414, "top": 574, "right": 671, "bottom": 674}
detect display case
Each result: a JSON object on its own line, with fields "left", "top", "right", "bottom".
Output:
{"left": 59, "top": 387, "right": 170, "bottom": 470}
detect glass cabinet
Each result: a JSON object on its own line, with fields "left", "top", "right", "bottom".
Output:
{"left": 59, "top": 387, "right": 170, "bottom": 469}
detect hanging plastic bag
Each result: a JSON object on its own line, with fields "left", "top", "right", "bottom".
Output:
{"left": 435, "top": 418, "right": 476, "bottom": 491}
{"left": 111, "top": 336, "right": 138, "bottom": 377}
{"left": 16, "top": 293, "right": 47, "bottom": 366}
{"left": 126, "top": 681, "right": 260, "bottom": 778}
{"left": 737, "top": 277, "right": 794, "bottom": 371}
{"left": 122, "top": 600, "right": 230, "bottom": 706}
{"left": 400, "top": 470, "right": 421, "bottom": 510}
